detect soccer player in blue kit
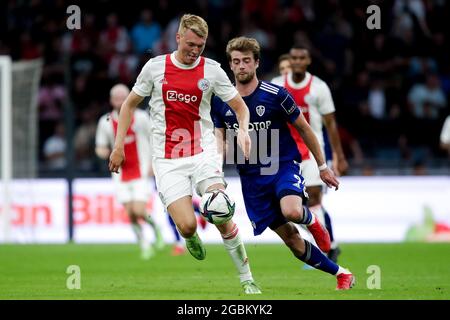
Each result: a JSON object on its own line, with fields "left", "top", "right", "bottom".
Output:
{"left": 211, "top": 37, "right": 354, "bottom": 290}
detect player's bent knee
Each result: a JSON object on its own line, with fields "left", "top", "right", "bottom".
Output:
{"left": 282, "top": 206, "right": 303, "bottom": 222}
{"left": 177, "top": 222, "right": 197, "bottom": 238}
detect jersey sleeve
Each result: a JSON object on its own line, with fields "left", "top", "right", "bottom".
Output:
{"left": 212, "top": 66, "right": 238, "bottom": 103}
{"left": 132, "top": 59, "right": 154, "bottom": 97}
{"left": 316, "top": 80, "right": 336, "bottom": 115}
{"left": 210, "top": 96, "right": 225, "bottom": 128}
{"left": 95, "top": 116, "right": 112, "bottom": 148}
{"left": 278, "top": 87, "right": 301, "bottom": 123}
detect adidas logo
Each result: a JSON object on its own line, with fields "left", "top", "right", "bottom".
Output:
{"left": 225, "top": 110, "right": 233, "bottom": 116}
{"left": 159, "top": 78, "right": 168, "bottom": 84}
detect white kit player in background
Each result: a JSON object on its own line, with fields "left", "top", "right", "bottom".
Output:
{"left": 440, "top": 115, "right": 450, "bottom": 156}
{"left": 95, "top": 84, "right": 165, "bottom": 260}
{"left": 108, "top": 14, "right": 261, "bottom": 294}
{"left": 272, "top": 45, "right": 348, "bottom": 263}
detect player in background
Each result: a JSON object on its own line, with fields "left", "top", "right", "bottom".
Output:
{"left": 271, "top": 45, "right": 348, "bottom": 263}
{"left": 277, "top": 53, "right": 292, "bottom": 76}
{"left": 440, "top": 115, "right": 450, "bottom": 157}
{"left": 273, "top": 52, "right": 339, "bottom": 264}
{"left": 95, "top": 84, "right": 165, "bottom": 260}
{"left": 212, "top": 37, "right": 355, "bottom": 290}
{"left": 108, "top": 14, "right": 260, "bottom": 294}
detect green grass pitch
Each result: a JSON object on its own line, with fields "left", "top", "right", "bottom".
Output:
{"left": 0, "top": 243, "right": 449, "bottom": 300}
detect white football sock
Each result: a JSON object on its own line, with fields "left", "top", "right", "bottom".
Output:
{"left": 309, "top": 204, "right": 325, "bottom": 226}
{"left": 221, "top": 223, "right": 253, "bottom": 283}
{"left": 336, "top": 266, "right": 351, "bottom": 276}
{"left": 132, "top": 223, "right": 148, "bottom": 250}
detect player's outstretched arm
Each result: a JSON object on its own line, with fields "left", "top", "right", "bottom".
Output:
{"left": 109, "top": 91, "right": 144, "bottom": 173}
{"left": 292, "top": 114, "right": 339, "bottom": 190}
{"left": 226, "top": 94, "right": 251, "bottom": 160}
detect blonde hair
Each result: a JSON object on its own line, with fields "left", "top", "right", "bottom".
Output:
{"left": 226, "top": 37, "right": 260, "bottom": 62}
{"left": 178, "top": 14, "right": 208, "bottom": 38}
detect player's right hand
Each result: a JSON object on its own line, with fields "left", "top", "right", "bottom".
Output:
{"left": 109, "top": 147, "right": 125, "bottom": 173}
{"left": 319, "top": 168, "right": 340, "bottom": 191}
{"left": 237, "top": 129, "right": 251, "bottom": 160}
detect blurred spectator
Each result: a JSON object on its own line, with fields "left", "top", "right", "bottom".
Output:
{"left": 43, "top": 122, "right": 66, "bottom": 170}
{"left": 130, "top": 10, "right": 162, "bottom": 55}
{"left": 108, "top": 49, "right": 139, "bottom": 84}
{"left": 241, "top": 16, "right": 275, "bottom": 73}
{"left": 152, "top": 14, "right": 180, "bottom": 56}
{"left": 19, "top": 32, "right": 42, "bottom": 60}
{"left": 407, "top": 73, "right": 447, "bottom": 119}
{"left": 393, "top": 0, "right": 431, "bottom": 38}
{"left": 74, "top": 107, "right": 99, "bottom": 171}
{"left": 365, "top": 33, "right": 395, "bottom": 77}
{"left": 315, "top": 10, "right": 352, "bottom": 78}
{"left": 62, "top": 13, "right": 99, "bottom": 55}
{"left": 4, "top": 0, "right": 448, "bottom": 174}
{"left": 99, "top": 13, "right": 131, "bottom": 62}
{"left": 408, "top": 55, "right": 438, "bottom": 80}
{"left": 367, "top": 78, "right": 387, "bottom": 120}
{"left": 38, "top": 75, "right": 66, "bottom": 121}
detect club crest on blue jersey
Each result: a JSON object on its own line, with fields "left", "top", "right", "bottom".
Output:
{"left": 256, "top": 105, "right": 265, "bottom": 117}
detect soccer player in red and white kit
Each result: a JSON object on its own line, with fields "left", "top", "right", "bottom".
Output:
{"left": 108, "top": 14, "right": 260, "bottom": 294}
{"left": 96, "top": 84, "right": 165, "bottom": 260}
{"left": 272, "top": 45, "right": 349, "bottom": 262}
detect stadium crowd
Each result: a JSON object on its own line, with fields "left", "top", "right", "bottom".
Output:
{"left": 1, "top": 0, "right": 449, "bottom": 175}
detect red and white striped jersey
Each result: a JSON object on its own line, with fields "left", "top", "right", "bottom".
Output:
{"left": 95, "top": 109, "right": 152, "bottom": 182}
{"left": 132, "top": 52, "right": 238, "bottom": 159}
{"left": 272, "top": 72, "right": 335, "bottom": 160}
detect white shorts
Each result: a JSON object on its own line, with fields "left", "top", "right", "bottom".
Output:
{"left": 115, "top": 178, "right": 152, "bottom": 204}
{"left": 153, "top": 151, "right": 225, "bottom": 208}
{"left": 300, "top": 158, "right": 324, "bottom": 187}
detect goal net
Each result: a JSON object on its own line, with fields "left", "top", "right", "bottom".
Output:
{"left": 0, "top": 57, "right": 43, "bottom": 242}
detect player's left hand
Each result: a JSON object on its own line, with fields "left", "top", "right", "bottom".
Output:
{"left": 320, "top": 168, "right": 340, "bottom": 190}
{"left": 237, "top": 129, "right": 251, "bottom": 160}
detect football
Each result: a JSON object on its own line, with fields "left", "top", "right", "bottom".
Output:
{"left": 199, "top": 189, "right": 235, "bottom": 225}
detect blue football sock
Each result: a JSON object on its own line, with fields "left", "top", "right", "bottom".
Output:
{"left": 299, "top": 205, "right": 313, "bottom": 225}
{"left": 323, "top": 207, "right": 335, "bottom": 242}
{"left": 300, "top": 240, "right": 339, "bottom": 275}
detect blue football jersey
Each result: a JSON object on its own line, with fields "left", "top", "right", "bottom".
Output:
{"left": 211, "top": 81, "right": 302, "bottom": 175}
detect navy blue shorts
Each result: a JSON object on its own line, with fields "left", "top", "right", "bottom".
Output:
{"left": 240, "top": 161, "right": 308, "bottom": 235}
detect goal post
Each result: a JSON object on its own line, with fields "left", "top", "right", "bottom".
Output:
{"left": 0, "top": 56, "right": 43, "bottom": 243}
{"left": 0, "top": 56, "right": 12, "bottom": 242}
